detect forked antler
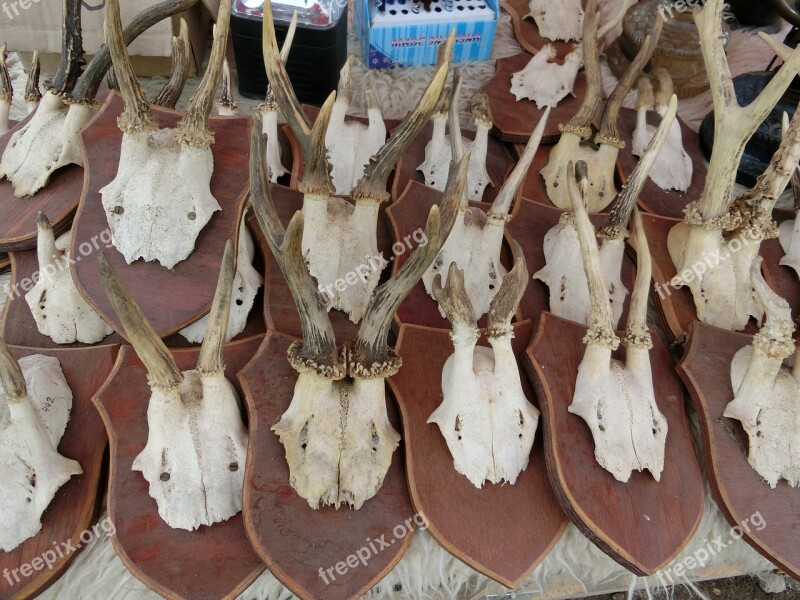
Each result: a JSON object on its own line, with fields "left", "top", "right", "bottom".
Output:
{"left": 487, "top": 241, "right": 528, "bottom": 336}
{"left": 152, "top": 20, "right": 191, "bottom": 109}
{"left": 25, "top": 52, "right": 42, "bottom": 110}
{"left": 47, "top": 0, "right": 85, "bottom": 97}
{"left": 563, "top": 0, "right": 601, "bottom": 138}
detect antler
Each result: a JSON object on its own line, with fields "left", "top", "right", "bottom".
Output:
{"left": 750, "top": 256, "right": 795, "bottom": 359}
{"left": 24, "top": 51, "right": 42, "bottom": 109}
{"left": 196, "top": 240, "right": 235, "bottom": 375}
{"left": 564, "top": 0, "right": 601, "bottom": 138}
{"left": 152, "top": 20, "right": 191, "bottom": 109}
{"left": 351, "top": 32, "right": 455, "bottom": 203}
{"left": 596, "top": 17, "right": 663, "bottom": 147}
{"left": 35, "top": 212, "right": 60, "bottom": 276}
{"left": 624, "top": 208, "right": 653, "bottom": 348}
{"left": 216, "top": 59, "right": 238, "bottom": 115}
{"left": 0, "top": 337, "right": 26, "bottom": 403}
{"left": 487, "top": 241, "right": 528, "bottom": 336}
{"left": 600, "top": 95, "right": 678, "bottom": 239}
{"left": 0, "top": 45, "right": 10, "bottom": 106}
{"left": 433, "top": 262, "right": 477, "bottom": 331}
{"left": 175, "top": 0, "right": 232, "bottom": 147}
{"left": 352, "top": 152, "right": 469, "bottom": 377}
{"left": 71, "top": 0, "right": 200, "bottom": 104}
{"left": 249, "top": 113, "right": 342, "bottom": 376}
{"left": 105, "top": 0, "right": 157, "bottom": 133}
{"left": 448, "top": 69, "right": 465, "bottom": 165}
{"left": 48, "top": 0, "right": 85, "bottom": 97}
{"left": 97, "top": 254, "right": 184, "bottom": 389}
{"left": 570, "top": 161, "right": 619, "bottom": 350}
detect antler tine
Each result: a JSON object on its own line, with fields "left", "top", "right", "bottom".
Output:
{"left": 197, "top": 240, "right": 235, "bottom": 375}
{"left": 71, "top": 0, "right": 200, "bottom": 104}
{"left": 352, "top": 150, "right": 469, "bottom": 375}
{"left": 48, "top": 0, "right": 85, "bottom": 97}
{"left": 491, "top": 107, "right": 550, "bottom": 217}
{"left": 487, "top": 240, "right": 528, "bottom": 333}
{"left": 570, "top": 160, "right": 619, "bottom": 350}
{"left": 215, "top": 58, "right": 238, "bottom": 114}
{"left": 36, "top": 212, "right": 60, "bottom": 275}
{"left": 337, "top": 55, "right": 354, "bottom": 105}
{"left": 0, "top": 45, "right": 11, "bottom": 104}
{"left": 25, "top": 51, "right": 43, "bottom": 108}
{"left": 600, "top": 94, "right": 677, "bottom": 239}
{"left": 565, "top": 6, "right": 602, "bottom": 138}
{"left": 105, "top": 0, "right": 156, "bottom": 133}
{"left": 432, "top": 262, "right": 477, "bottom": 330}
{"left": 653, "top": 68, "right": 673, "bottom": 109}
{"left": 624, "top": 208, "right": 652, "bottom": 348}
{"left": 152, "top": 19, "right": 191, "bottom": 109}
{"left": 0, "top": 337, "right": 26, "bottom": 403}
{"left": 637, "top": 76, "right": 654, "bottom": 110}
{"left": 280, "top": 12, "right": 298, "bottom": 63}
{"left": 97, "top": 254, "right": 184, "bottom": 389}
{"left": 750, "top": 256, "right": 795, "bottom": 358}
{"left": 597, "top": 17, "right": 663, "bottom": 147}
{"left": 351, "top": 31, "right": 455, "bottom": 203}
{"left": 597, "top": 0, "right": 635, "bottom": 40}
{"left": 262, "top": 4, "right": 315, "bottom": 179}
{"left": 176, "top": 0, "right": 232, "bottom": 147}
{"left": 448, "top": 68, "right": 465, "bottom": 163}
{"left": 249, "top": 113, "right": 340, "bottom": 373}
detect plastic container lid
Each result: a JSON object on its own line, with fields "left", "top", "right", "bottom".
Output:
{"left": 233, "top": 0, "right": 346, "bottom": 28}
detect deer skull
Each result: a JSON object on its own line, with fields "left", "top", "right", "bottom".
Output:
{"left": 261, "top": 0, "right": 455, "bottom": 323}
{"left": 423, "top": 72, "right": 549, "bottom": 320}
{"left": 668, "top": 1, "right": 800, "bottom": 331}
{"left": 631, "top": 71, "right": 692, "bottom": 193}
{"left": 725, "top": 258, "right": 800, "bottom": 488}
{"left": 251, "top": 103, "right": 465, "bottom": 509}
{"left": 25, "top": 213, "right": 113, "bottom": 345}
{"left": 0, "top": 342, "right": 83, "bottom": 551}
{"left": 525, "top": 0, "right": 584, "bottom": 42}
{"left": 418, "top": 88, "right": 494, "bottom": 202}
{"left": 430, "top": 248, "right": 539, "bottom": 488}
{"left": 179, "top": 217, "right": 262, "bottom": 344}
{"left": 568, "top": 161, "right": 667, "bottom": 483}
{"left": 0, "top": 0, "right": 196, "bottom": 198}
{"left": 325, "top": 57, "right": 387, "bottom": 195}
{"left": 541, "top": 0, "right": 662, "bottom": 213}
{"left": 534, "top": 95, "right": 678, "bottom": 328}
{"left": 98, "top": 240, "right": 248, "bottom": 530}
{"left": 101, "top": 0, "right": 232, "bottom": 270}
{"left": 511, "top": 45, "right": 582, "bottom": 110}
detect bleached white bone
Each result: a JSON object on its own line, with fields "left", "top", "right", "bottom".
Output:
{"left": 535, "top": 95, "right": 678, "bottom": 328}
{"left": 101, "top": 0, "right": 233, "bottom": 269}
{"left": 511, "top": 45, "right": 583, "bottom": 109}
{"left": 568, "top": 162, "right": 667, "bottom": 483}
{"left": 423, "top": 74, "right": 549, "bottom": 319}
{"left": 98, "top": 238, "right": 248, "bottom": 530}
{"left": 525, "top": 0, "right": 584, "bottom": 42}
{"left": 418, "top": 91, "right": 494, "bottom": 202}
{"left": 325, "top": 57, "right": 386, "bottom": 195}
{"left": 179, "top": 219, "right": 262, "bottom": 343}
{"left": 0, "top": 347, "right": 82, "bottom": 551}
{"left": 725, "top": 257, "right": 800, "bottom": 488}
{"left": 668, "top": 0, "right": 800, "bottom": 331}
{"left": 631, "top": 72, "right": 692, "bottom": 193}
{"left": 25, "top": 214, "right": 113, "bottom": 344}
{"left": 779, "top": 216, "right": 800, "bottom": 277}
{"left": 430, "top": 253, "right": 539, "bottom": 488}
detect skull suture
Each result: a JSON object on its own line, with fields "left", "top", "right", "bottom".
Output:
{"left": 25, "top": 214, "right": 113, "bottom": 345}
{"left": 98, "top": 240, "right": 248, "bottom": 530}
{"left": 430, "top": 251, "right": 539, "bottom": 488}
{"left": 0, "top": 346, "right": 82, "bottom": 551}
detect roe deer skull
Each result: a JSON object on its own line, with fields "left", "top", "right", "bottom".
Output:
{"left": 667, "top": 0, "right": 800, "bottom": 331}
{"left": 631, "top": 71, "right": 692, "bottom": 193}
{"left": 423, "top": 71, "right": 550, "bottom": 319}
{"left": 568, "top": 161, "right": 668, "bottom": 483}
{"left": 417, "top": 84, "right": 494, "bottom": 201}
{"left": 251, "top": 110, "right": 466, "bottom": 509}
{"left": 262, "top": 0, "right": 455, "bottom": 323}
{"left": 0, "top": 0, "right": 199, "bottom": 198}
{"left": 101, "top": 0, "right": 232, "bottom": 269}
{"left": 525, "top": 0, "right": 584, "bottom": 42}
{"left": 725, "top": 257, "right": 800, "bottom": 488}
{"left": 541, "top": 0, "right": 662, "bottom": 213}
{"left": 430, "top": 246, "right": 539, "bottom": 488}
{"left": 0, "top": 341, "right": 82, "bottom": 551}
{"left": 534, "top": 95, "right": 678, "bottom": 327}
{"left": 325, "top": 57, "right": 387, "bottom": 195}
{"left": 25, "top": 213, "right": 113, "bottom": 345}
{"left": 98, "top": 240, "right": 248, "bottom": 530}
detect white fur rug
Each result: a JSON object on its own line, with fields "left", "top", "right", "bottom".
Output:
{"left": 1, "top": 3, "right": 788, "bottom": 598}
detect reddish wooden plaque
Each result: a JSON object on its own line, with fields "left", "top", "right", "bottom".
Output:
{"left": 525, "top": 313, "right": 705, "bottom": 575}
{"left": 677, "top": 323, "right": 800, "bottom": 580}
{"left": 389, "top": 321, "right": 568, "bottom": 587}
{"left": 92, "top": 336, "right": 265, "bottom": 600}
{"left": 0, "top": 343, "right": 117, "bottom": 600}
{"left": 238, "top": 331, "right": 415, "bottom": 600}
